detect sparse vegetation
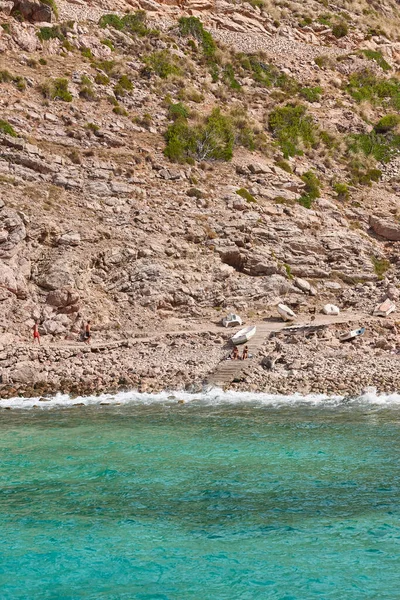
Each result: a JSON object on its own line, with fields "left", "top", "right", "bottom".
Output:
{"left": 99, "top": 11, "right": 151, "bottom": 36}
{"left": 275, "top": 158, "right": 292, "bottom": 173}
{"left": 236, "top": 188, "right": 256, "bottom": 203}
{"left": 168, "top": 102, "right": 190, "bottom": 121}
{"left": 268, "top": 104, "right": 317, "bottom": 158}
{"left": 144, "top": 51, "right": 182, "bottom": 78}
{"left": 41, "top": 78, "right": 72, "bottom": 102}
{"left": 300, "top": 86, "right": 323, "bottom": 103}
{"left": 165, "top": 108, "right": 234, "bottom": 163}
{"left": 0, "top": 119, "right": 18, "bottom": 137}
{"left": 333, "top": 182, "right": 350, "bottom": 201}
{"left": 331, "top": 21, "right": 348, "bottom": 38}
{"left": 114, "top": 74, "right": 133, "bottom": 97}
{"left": 346, "top": 70, "right": 400, "bottom": 110}
{"left": 299, "top": 171, "right": 321, "bottom": 208}
{"left": 372, "top": 256, "right": 390, "bottom": 279}
{"left": 361, "top": 49, "right": 391, "bottom": 72}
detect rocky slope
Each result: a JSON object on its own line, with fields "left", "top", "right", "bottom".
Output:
{"left": 1, "top": 0, "right": 400, "bottom": 397}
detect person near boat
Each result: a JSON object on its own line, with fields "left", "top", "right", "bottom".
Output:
{"left": 84, "top": 320, "right": 91, "bottom": 344}
{"left": 242, "top": 345, "right": 249, "bottom": 360}
{"left": 231, "top": 346, "right": 239, "bottom": 360}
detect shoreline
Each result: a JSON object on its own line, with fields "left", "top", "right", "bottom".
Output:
{"left": 1, "top": 314, "right": 400, "bottom": 400}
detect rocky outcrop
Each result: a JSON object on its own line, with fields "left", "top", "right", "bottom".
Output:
{"left": 369, "top": 216, "right": 400, "bottom": 241}
{"left": 11, "top": 0, "right": 52, "bottom": 22}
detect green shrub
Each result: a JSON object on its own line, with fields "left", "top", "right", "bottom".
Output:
{"left": 223, "top": 63, "right": 241, "bottom": 90}
{"left": 374, "top": 114, "right": 400, "bottom": 133}
{"left": 41, "top": 78, "right": 72, "bottom": 101}
{"left": 333, "top": 182, "right": 349, "bottom": 200}
{"left": 1, "top": 23, "right": 11, "bottom": 34}
{"left": 268, "top": 104, "right": 317, "bottom": 158}
{"left": 144, "top": 51, "right": 182, "bottom": 78}
{"left": 37, "top": 25, "right": 64, "bottom": 41}
{"left": 99, "top": 13, "right": 123, "bottom": 29}
{"left": 348, "top": 129, "right": 400, "bottom": 163}
{"left": 79, "top": 76, "right": 96, "bottom": 101}
{"left": 299, "top": 170, "right": 320, "bottom": 208}
{"left": 112, "top": 104, "right": 128, "bottom": 116}
{"left": 92, "top": 59, "right": 116, "bottom": 75}
{"left": 275, "top": 158, "right": 292, "bottom": 173}
{"left": 314, "top": 55, "right": 331, "bottom": 68}
{"left": 371, "top": 256, "right": 390, "bottom": 279}
{"left": 300, "top": 86, "right": 322, "bottom": 102}
{"left": 0, "top": 69, "right": 12, "bottom": 82}
{"left": 39, "top": 58, "right": 47, "bottom": 65}
{"left": 114, "top": 74, "right": 133, "bottom": 96}
{"left": 346, "top": 70, "right": 400, "bottom": 110}
{"left": 236, "top": 188, "right": 256, "bottom": 203}
{"left": 101, "top": 38, "right": 114, "bottom": 51}
{"left": 178, "top": 16, "right": 216, "bottom": 59}
{"left": 348, "top": 160, "right": 382, "bottom": 185}
{"left": 94, "top": 73, "right": 110, "bottom": 85}
{"left": 0, "top": 119, "right": 17, "bottom": 137}
{"left": 332, "top": 21, "right": 348, "bottom": 38}
{"left": 168, "top": 102, "right": 190, "bottom": 120}
{"left": 165, "top": 108, "right": 234, "bottom": 163}
{"left": 361, "top": 49, "right": 391, "bottom": 72}
{"left": 81, "top": 47, "right": 93, "bottom": 60}
{"left": 99, "top": 11, "right": 150, "bottom": 36}
{"left": 238, "top": 53, "right": 296, "bottom": 91}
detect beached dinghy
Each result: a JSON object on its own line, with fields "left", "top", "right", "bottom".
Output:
{"left": 322, "top": 304, "right": 340, "bottom": 316}
{"left": 277, "top": 303, "right": 296, "bottom": 322}
{"left": 222, "top": 313, "right": 242, "bottom": 328}
{"left": 340, "top": 327, "right": 365, "bottom": 342}
{"left": 231, "top": 325, "right": 256, "bottom": 345}
{"left": 374, "top": 298, "right": 395, "bottom": 317}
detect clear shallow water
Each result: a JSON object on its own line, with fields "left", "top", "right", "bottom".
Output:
{"left": 0, "top": 392, "right": 400, "bottom": 599}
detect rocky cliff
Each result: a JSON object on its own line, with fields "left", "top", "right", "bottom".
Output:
{"left": 1, "top": 0, "right": 400, "bottom": 396}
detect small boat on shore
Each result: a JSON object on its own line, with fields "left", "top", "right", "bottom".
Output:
{"left": 231, "top": 325, "right": 256, "bottom": 345}
{"left": 374, "top": 298, "right": 395, "bottom": 318}
{"left": 340, "top": 327, "right": 365, "bottom": 342}
{"left": 277, "top": 303, "right": 296, "bottom": 322}
{"left": 222, "top": 313, "right": 242, "bottom": 328}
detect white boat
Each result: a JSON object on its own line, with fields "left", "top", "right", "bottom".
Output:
{"left": 222, "top": 313, "right": 242, "bottom": 328}
{"left": 322, "top": 304, "right": 340, "bottom": 316}
{"left": 277, "top": 303, "right": 296, "bottom": 322}
{"left": 231, "top": 325, "right": 256, "bottom": 345}
{"left": 374, "top": 298, "right": 395, "bottom": 317}
{"left": 340, "top": 327, "right": 365, "bottom": 342}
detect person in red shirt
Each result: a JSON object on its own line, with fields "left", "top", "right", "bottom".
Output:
{"left": 33, "top": 321, "right": 40, "bottom": 345}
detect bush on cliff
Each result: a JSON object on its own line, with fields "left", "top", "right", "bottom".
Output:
{"left": 165, "top": 108, "right": 234, "bottom": 163}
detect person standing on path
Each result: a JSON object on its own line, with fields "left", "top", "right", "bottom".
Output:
{"left": 33, "top": 321, "right": 40, "bottom": 345}
{"left": 84, "top": 320, "right": 91, "bottom": 345}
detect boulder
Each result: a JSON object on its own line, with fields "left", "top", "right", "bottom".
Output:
{"left": 57, "top": 232, "right": 81, "bottom": 247}
{"left": 36, "top": 260, "right": 76, "bottom": 290}
{"left": 0, "top": 1, "right": 13, "bottom": 15}
{"left": 369, "top": 215, "right": 400, "bottom": 241}
{"left": 0, "top": 261, "right": 27, "bottom": 298}
{"left": 0, "top": 206, "right": 26, "bottom": 259}
{"left": 12, "top": 0, "right": 52, "bottom": 22}
{"left": 9, "top": 361, "right": 38, "bottom": 384}
{"left": 46, "top": 287, "right": 79, "bottom": 308}
{"left": 294, "top": 277, "right": 317, "bottom": 296}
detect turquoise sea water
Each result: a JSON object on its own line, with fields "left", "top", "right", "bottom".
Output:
{"left": 0, "top": 392, "right": 400, "bottom": 599}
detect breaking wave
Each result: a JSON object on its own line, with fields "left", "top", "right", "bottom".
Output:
{"left": 1, "top": 387, "right": 400, "bottom": 410}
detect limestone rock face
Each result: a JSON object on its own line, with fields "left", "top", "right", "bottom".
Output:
{"left": 369, "top": 216, "right": 400, "bottom": 241}
{"left": 12, "top": 0, "right": 52, "bottom": 22}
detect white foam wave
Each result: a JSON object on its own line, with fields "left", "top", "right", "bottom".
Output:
{"left": 2, "top": 387, "right": 400, "bottom": 410}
